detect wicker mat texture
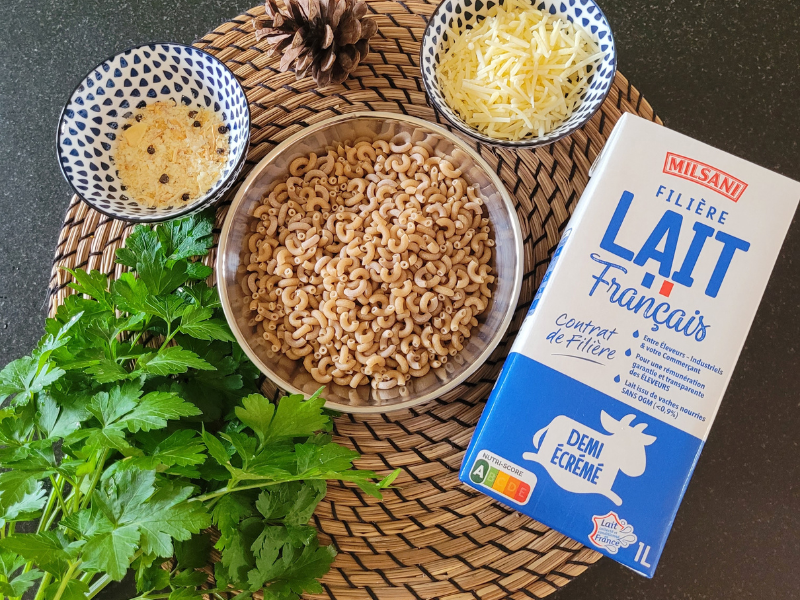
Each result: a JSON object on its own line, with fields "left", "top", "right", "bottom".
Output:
{"left": 47, "top": 2, "right": 663, "bottom": 598}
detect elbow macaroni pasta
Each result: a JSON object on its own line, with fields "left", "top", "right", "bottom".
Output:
{"left": 241, "top": 136, "right": 495, "bottom": 390}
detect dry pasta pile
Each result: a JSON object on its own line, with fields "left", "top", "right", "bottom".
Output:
{"left": 241, "top": 134, "right": 495, "bottom": 390}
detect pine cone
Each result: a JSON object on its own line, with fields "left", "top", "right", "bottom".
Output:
{"left": 253, "top": 0, "right": 378, "bottom": 86}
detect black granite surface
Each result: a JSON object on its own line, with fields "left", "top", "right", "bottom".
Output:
{"left": 1, "top": 0, "right": 798, "bottom": 598}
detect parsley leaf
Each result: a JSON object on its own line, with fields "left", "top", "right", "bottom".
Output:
{"left": 116, "top": 212, "right": 213, "bottom": 296}
{"left": 0, "top": 356, "right": 65, "bottom": 403}
{"left": 129, "top": 484, "right": 210, "bottom": 558}
{"left": 0, "top": 566, "right": 42, "bottom": 598}
{"left": 93, "top": 468, "right": 157, "bottom": 523}
{"left": 82, "top": 523, "right": 141, "bottom": 581}
{"left": 157, "top": 212, "right": 214, "bottom": 262}
{"left": 41, "top": 578, "right": 89, "bottom": 600}
{"left": 185, "top": 261, "right": 214, "bottom": 280}
{"left": 255, "top": 482, "right": 326, "bottom": 527}
{"left": 212, "top": 494, "right": 258, "bottom": 583}
{"left": 119, "top": 391, "right": 201, "bottom": 432}
{"left": 252, "top": 539, "right": 335, "bottom": 598}
{"left": 169, "top": 586, "right": 207, "bottom": 600}
{"left": 64, "top": 269, "right": 113, "bottom": 309}
{"left": 110, "top": 273, "right": 151, "bottom": 314}
{"left": 134, "top": 553, "right": 171, "bottom": 594}
{"left": 235, "top": 392, "right": 327, "bottom": 447}
{"left": 0, "top": 472, "right": 47, "bottom": 524}
{"left": 177, "top": 281, "right": 221, "bottom": 309}
{"left": 144, "top": 294, "right": 187, "bottom": 324}
{"left": 84, "top": 359, "right": 131, "bottom": 384}
{"left": 0, "top": 531, "right": 81, "bottom": 576}
{"left": 142, "top": 260, "right": 190, "bottom": 296}
{"left": 201, "top": 428, "right": 232, "bottom": 467}
{"left": 115, "top": 225, "right": 160, "bottom": 270}
{"left": 136, "top": 347, "right": 215, "bottom": 376}
{"left": 84, "top": 471, "right": 209, "bottom": 578}
{"left": 123, "top": 430, "right": 207, "bottom": 472}
{"left": 88, "top": 382, "right": 142, "bottom": 426}
{"left": 179, "top": 306, "right": 235, "bottom": 342}
{"left": 174, "top": 532, "right": 212, "bottom": 570}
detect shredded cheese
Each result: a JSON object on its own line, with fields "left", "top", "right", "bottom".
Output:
{"left": 436, "top": 0, "right": 604, "bottom": 141}
{"left": 115, "top": 101, "right": 229, "bottom": 208}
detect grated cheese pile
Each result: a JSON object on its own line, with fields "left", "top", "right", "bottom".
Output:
{"left": 436, "top": 0, "right": 604, "bottom": 141}
{"left": 115, "top": 101, "right": 229, "bottom": 208}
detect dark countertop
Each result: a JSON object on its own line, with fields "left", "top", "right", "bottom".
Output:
{"left": 1, "top": 0, "right": 798, "bottom": 598}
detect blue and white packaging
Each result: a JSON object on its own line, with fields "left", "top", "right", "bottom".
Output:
{"left": 459, "top": 114, "right": 800, "bottom": 576}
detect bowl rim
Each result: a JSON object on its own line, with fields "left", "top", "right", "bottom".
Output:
{"left": 419, "top": 0, "right": 618, "bottom": 149}
{"left": 55, "top": 41, "right": 251, "bottom": 224}
{"left": 217, "top": 111, "right": 525, "bottom": 413}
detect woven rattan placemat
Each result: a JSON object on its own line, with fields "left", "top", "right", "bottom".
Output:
{"left": 47, "top": 2, "right": 662, "bottom": 598}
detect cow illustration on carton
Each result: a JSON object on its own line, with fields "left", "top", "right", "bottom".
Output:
{"left": 522, "top": 411, "right": 656, "bottom": 505}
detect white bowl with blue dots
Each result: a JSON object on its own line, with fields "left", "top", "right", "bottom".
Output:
{"left": 57, "top": 42, "right": 250, "bottom": 222}
{"left": 420, "top": 0, "right": 616, "bottom": 148}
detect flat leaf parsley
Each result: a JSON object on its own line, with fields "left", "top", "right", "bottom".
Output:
{"left": 0, "top": 212, "right": 396, "bottom": 600}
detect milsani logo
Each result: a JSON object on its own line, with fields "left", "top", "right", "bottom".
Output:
{"left": 663, "top": 152, "right": 748, "bottom": 202}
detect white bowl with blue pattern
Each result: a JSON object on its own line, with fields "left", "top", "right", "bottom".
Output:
{"left": 57, "top": 43, "right": 250, "bottom": 222}
{"left": 421, "top": 0, "right": 616, "bottom": 148}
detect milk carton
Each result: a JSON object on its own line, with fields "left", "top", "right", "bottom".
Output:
{"left": 459, "top": 114, "right": 799, "bottom": 576}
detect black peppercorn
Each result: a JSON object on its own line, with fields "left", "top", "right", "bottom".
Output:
{"left": 216, "top": 148, "right": 225, "bottom": 155}
{"left": 122, "top": 123, "right": 131, "bottom": 130}
{"left": 147, "top": 145, "right": 155, "bottom": 154}
{"left": 159, "top": 174, "right": 169, "bottom": 184}
{"left": 193, "top": 121, "right": 202, "bottom": 128}
{"left": 182, "top": 193, "right": 190, "bottom": 201}
{"left": 188, "top": 110, "right": 198, "bottom": 118}
{"left": 218, "top": 125, "right": 228, "bottom": 134}
{"left": 134, "top": 114, "right": 143, "bottom": 122}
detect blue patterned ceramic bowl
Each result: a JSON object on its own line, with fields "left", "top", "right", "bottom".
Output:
{"left": 421, "top": 0, "right": 616, "bottom": 148}
{"left": 57, "top": 43, "right": 250, "bottom": 222}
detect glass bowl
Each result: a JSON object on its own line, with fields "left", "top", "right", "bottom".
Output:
{"left": 217, "top": 112, "right": 524, "bottom": 412}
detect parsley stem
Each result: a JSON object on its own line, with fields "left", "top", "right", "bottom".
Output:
{"left": 129, "top": 330, "right": 145, "bottom": 348}
{"left": 86, "top": 573, "right": 110, "bottom": 598}
{"left": 22, "top": 486, "right": 61, "bottom": 581}
{"left": 159, "top": 325, "right": 178, "bottom": 351}
{"left": 22, "top": 497, "right": 52, "bottom": 574}
{"left": 80, "top": 449, "right": 109, "bottom": 510}
{"left": 134, "top": 590, "right": 225, "bottom": 600}
{"left": 86, "top": 550, "right": 141, "bottom": 599}
{"left": 36, "top": 484, "right": 59, "bottom": 534}
{"left": 193, "top": 480, "right": 285, "bottom": 503}
{"left": 32, "top": 573, "right": 52, "bottom": 600}
{"left": 70, "top": 476, "right": 84, "bottom": 513}
{"left": 49, "top": 475, "right": 69, "bottom": 518}
{"left": 50, "top": 561, "right": 81, "bottom": 600}
{"left": 43, "top": 503, "right": 63, "bottom": 531}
